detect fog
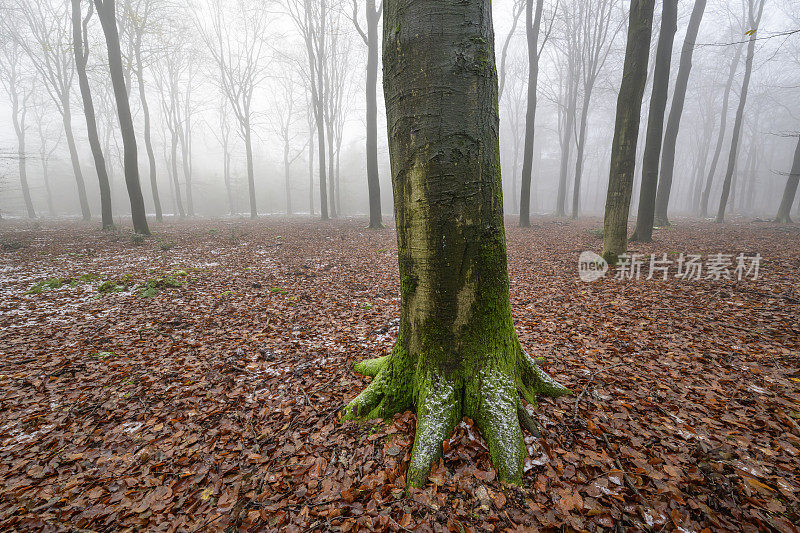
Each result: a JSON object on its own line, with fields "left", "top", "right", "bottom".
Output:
{"left": 0, "top": 0, "right": 798, "bottom": 222}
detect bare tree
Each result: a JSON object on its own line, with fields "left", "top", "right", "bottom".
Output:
{"left": 122, "top": 0, "right": 165, "bottom": 221}
{"left": 32, "top": 92, "right": 62, "bottom": 216}
{"left": 498, "top": 0, "right": 525, "bottom": 102}
{"left": 208, "top": 97, "right": 236, "bottom": 215}
{"left": 350, "top": 0, "right": 383, "bottom": 227}
{"left": 8, "top": 0, "right": 91, "bottom": 219}
{"left": 775, "top": 134, "right": 800, "bottom": 223}
{"left": 196, "top": 0, "right": 271, "bottom": 219}
{"left": 629, "top": 0, "right": 677, "bottom": 241}
{"left": 652, "top": 0, "right": 708, "bottom": 226}
{"left": 699, "top": 41, "right": 744, "bottom": 217}
{"left": 94, "top": 0, "right": 150, "bottom": 234}
{"left": 272, "top": 70, "right": 309, "bottom": 215}
{"left": 518, "top": 0, "right": 553, "bottom": 227}
{"left": 72, "top": 0, "right": 114, "bottom": 228}
{"left": 0, "top": 35, "right": 36, "bottom": 218}
{"left": 569, "top": 0, "right": 622, "bottom": 219}
{"left": 716, "top": 0, "right": 767, "bottom": 223}
{"left": 287, "top": 0, "right": 330, "bottom": 220}
{"left": 602, "top": 0, "right": 655, "bottom": 263}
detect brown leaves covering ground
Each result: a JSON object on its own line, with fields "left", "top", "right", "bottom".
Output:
{"left": 0, "top": 217, "right": 798, "bottom": 532}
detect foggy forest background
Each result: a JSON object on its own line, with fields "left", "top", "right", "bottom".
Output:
{"left": 0, "top": 0, "right": 798, "bottom": 223}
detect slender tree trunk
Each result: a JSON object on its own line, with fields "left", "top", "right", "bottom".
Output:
{"left": 178, "top": 111, "right": 194, "bottom": 216}
{"left": 716, "top": 0, "right": 764, "bottom": 223}
{"left": 169, "top": 128, "right": 185, "bottom": 217}
{"left": 326, "top": 115, "right": 337, "bottom": 218}
{"left": 571, "top": 88, "right": 592, "bottom": 219}
{"left": 555, "top": 70, "right": 577, "bottom": 217}
{"left": 72, "top": 0, "right": 112, "bottom": 228}
{"left": 244, "top": 122, "right": 257, "bottom": 218}
{"left": 602, "top": 0, "right": 655, "bottom": 264}
{"left": 62, "top": 103, "right": 92, "bottom": 220}
{"left": 365, "top": 0, "right": 383, "bottom": 228}
{"left": 345, "top": 0, "right": 569, "bottom": 488}
{"left": 518, "top": 0, "right": 545, "bottom": 227}
{"left": 285, "top": 136, "right": 292, "bottom": 215}
{"left": 630, "top": 0, "right": 677, "bottom": 242}
{"left": 498, "top": 0, "right": 524, "bottom": 101}
{"left": 135, "top": 43, "right": 162, "bottom": 222}
{"left": 10, "top": 86, "right": 34, "bottom": 218}
{"left": 95, "top": 0, "right": 149, "bottom": 235}
{"left": 308, "top": 129, "right": 315, "bottom": 216}
{"left": 775, "top": 135, "right": 800, "bottom": 223}
{"left": 699, "top": 44, "right": 743, "bottom": 217}
{"left": 41, "top": 156, "right": 55, "bottom": 216}
{"left": 653, "top": 0, "right": 707, "bottom": 225}
{"left": 224, "top": 144, "right": 233, "bottom": 215}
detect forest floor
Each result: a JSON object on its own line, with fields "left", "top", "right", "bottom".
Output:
{"left": 0, "top": 216, "right": 799, "bottom": 532}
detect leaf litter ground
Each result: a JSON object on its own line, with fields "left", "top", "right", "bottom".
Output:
{"left": 0, "top": 217, "right": 798, "bottom": 532}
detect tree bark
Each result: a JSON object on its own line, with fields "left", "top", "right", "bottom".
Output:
{"left": 699, "top": 44, "right": 742, "bottom": 218}
{"left": 716, "top": 0, "right": 765, "bottom": 223}
{"left": 629, "top": 0, "right": 677, "bottom": 242}
{"left": 72, "top": 0, "right": 113, "bottom": 228}
{"left": 344, "top": 0, "right": 570, "bottom": 488}
{"left": 518, "top": 0, "right": 545, "bottom": 227}
{"left": 652, "top": 0, "right": 706, "bottom": 226}
{"left": 775, "top": 135, "right": 800, "bottom": 224}
{"left": 602, "top": 0, "right": 655, "bottom": 264}
{"left": 95, "top": 0, "right": 149, "bottom": 235}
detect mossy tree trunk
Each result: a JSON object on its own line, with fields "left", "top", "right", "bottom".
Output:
{"left": 602, "top": 0, "right": 655, "bottom": 264}
{"left": 775, "top": 135, "right": 800, "bottom": 224}
{"left": 629, "top": 0, "right": 677, "bottom": 242}
{"left": 343, "top": 0, "right": 570, "bottom": 488}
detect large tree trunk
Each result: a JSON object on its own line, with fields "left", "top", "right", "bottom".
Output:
{"left": 95, "top": 0, "right": 149, "bottom": 235}
{"left": 716, "top": 0, "right": 764, "bottom": 223}
{"left": 518, "top": 0, "right": 545, "bottom": 227}
{"left": 775, "top": 135, "right": 800, "bottom": 224}
{"left": 652, "top": 0, "right": 707, "bottom": 226}
{"left": 602, "top": 0, "right": 655, "bottom": 264}
{"left": 699, "top": 44, "right": 742, "bottom": 217}
{"left": 72, "top": 0, "right": 112, "bottom": 228}
{"left": 135, "top": 41, "right": 162, "bottom": 222}
{"left": 629, "top": 0, "right": 677, "bottom": 242}
{"left": 364, "top": 0, "right": 383, "bottom": 228}
{"left": 344, "top": 0, "right": 569, "bottom": 488}
{"left": 61, "top": 103, "right": 92, "bottom": 220}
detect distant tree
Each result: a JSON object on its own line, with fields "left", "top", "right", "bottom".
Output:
{"left": 0, "top": 36, "right": 36, "bottom": 218}
{"left": 629, "top": 0, "right": 677, "bottom": 242}
{"left": 94, "top": 0, "right": 150, "bottom": 235}
{"left": 518, "top": 0, "right": 551, "bottom": 227}
{"left": 123, "top": 0, "right": 165, "bottom": 221}
{"left": 32, "top": 93, "right": 62, "bottom": 216}
{"left": 208, "top": 97, "right": 236, "bottom": 215}
{"left": 9, "top": 0, "right": 91, "bottom": 219}
{"left": 350, "top": 0, "right": 383, "bottom": 228}
{"left": 272, "top": 70, "right": 309, "bottom": 215}
{"left": 569, "top": 0, "right": 622, "bottom": 219}
{"left": 287, "top": 0, "right": 330, "bottom": 220}
{"left": 775, "top": 134, "right": 800, "bottom": 223}
{"left": 652, "top": 0, "right": 708, "bottom": 226}
{"left": 343, "top": 0, "right": 570, "bottom": 488}
{"left": 196, "top": 0, "right": 271, "bottom": 219}
{"left": 602, "top": 0, "right": 655, "bottom": 263}
{"left": 699, "top": 42, "right": 743, "bottom": 218}
{"left": 497, "top": 0, "right": 524, "bottom": 101}
{"left": 71, "top": 0, "right": 114, "bottom": 229}
{"left": 716, "top": 0, "right": 766, "bottom": 223}
{"left": 502, "top": 54, "right": 527, "bottom": 214}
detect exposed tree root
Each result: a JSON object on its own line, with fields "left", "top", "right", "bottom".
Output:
{"left": 342, "top": 341, "right": 570, "bottom": 487}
